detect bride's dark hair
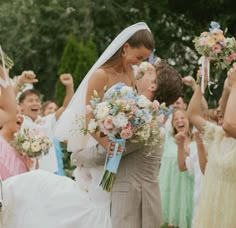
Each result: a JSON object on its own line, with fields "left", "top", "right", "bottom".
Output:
{"left": 104, "top": 29, "right": 155, "bottom": 66}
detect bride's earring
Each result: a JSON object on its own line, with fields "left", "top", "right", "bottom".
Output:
{"left": 122, "top": 50, "right": 126, "bottom": 57}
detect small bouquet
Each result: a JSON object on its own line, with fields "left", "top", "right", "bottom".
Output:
{"left": 193, "top": 21, "right": 236, "bottom": 69}
{"left": 193, "top": 21, "right": 236, "bottom": 92}
{"left": 11, "top": 128, "right": 52, "bottom": 158}
{"left": 82, "top": 82, "right": 168, "bottom": 192}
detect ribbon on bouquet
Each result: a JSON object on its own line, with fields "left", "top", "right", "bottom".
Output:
{"left": 199, "top": 56, "right": 211, "bottom": 94}
{"left": 105, "top": 137, "right": 126, "bottom": 173}
{"left": 99, "top": 137, "right": 126, "bottom": 192}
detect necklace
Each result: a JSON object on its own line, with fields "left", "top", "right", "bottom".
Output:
{"left": 109, "top": 67, "right": 124, "bottom": 76}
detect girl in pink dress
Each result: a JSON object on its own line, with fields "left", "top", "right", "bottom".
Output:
{"left": 0, "top": 106, "right": 28, "bottom": 180}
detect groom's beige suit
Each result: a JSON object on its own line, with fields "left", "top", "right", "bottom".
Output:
{"left": 71, "top": 142, "right": 163, "bottom": 228}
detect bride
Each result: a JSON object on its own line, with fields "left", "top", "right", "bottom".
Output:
{"left": 0, "top": 22, "right": 154, "bottom": 228}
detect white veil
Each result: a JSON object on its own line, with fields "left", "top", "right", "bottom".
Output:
{"left": 55, "top": 22, "right": 151, "bottom": 152}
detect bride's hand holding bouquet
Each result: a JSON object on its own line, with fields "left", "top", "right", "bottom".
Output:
{"left": 81, "top": 82, "right": 167, "bottom": 192}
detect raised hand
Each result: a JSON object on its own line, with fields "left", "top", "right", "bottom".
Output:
{"left": 175, "top": 132, "right": 186, "bottom": 146}
{"left": 60, "top": 73, "right": 74, "bottom": 87}
{"left": 227, "top": 62, "right": 236, "bottom": 87}
{"left": 182, "top": 75, "right": 197, "bottom": 91}
{"left": 193, "top": 130, "right": 202, "bottom": 143}
{"left": 17, "top": 70, "right": 38, "bottom": 86}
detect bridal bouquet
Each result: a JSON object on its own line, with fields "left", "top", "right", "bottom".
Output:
{"left": 83, "top": 82, "right": 168, "bottom": 192}
{"left": 11, "top": 128, "right": 52, "bottom": 158}
{"left": 193, "top": 21, "right": 236, "bottom": 70}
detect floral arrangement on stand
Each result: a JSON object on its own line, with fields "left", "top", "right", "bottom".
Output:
{"left": 81, "top": 82, "right": 170, "bottom": 192}
{"left": 11, "top": 128, "right": 52, "bottom": 170}
{"left": 193, "top": 21, "right": 236, "bottom": 92}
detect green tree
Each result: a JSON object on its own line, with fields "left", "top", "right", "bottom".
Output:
{"left": 74, "top": 38, "right": 98, "bottom": 88}
{"left": 55, "top": 34, "right": 98, "bottom": 105}
{"left": 0, "top": 0, "right": 94, "bottom": 99}
{"left": 55, "top": 34, "right": 80, "bottom": 106}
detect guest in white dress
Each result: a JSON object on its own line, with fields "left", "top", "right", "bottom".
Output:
{"left": 18, "top": 74, "right": 74, "bottom": 172}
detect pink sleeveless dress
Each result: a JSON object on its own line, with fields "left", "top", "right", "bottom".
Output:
{"left": 0, "top": 136, "right": 28, "bottom": 180}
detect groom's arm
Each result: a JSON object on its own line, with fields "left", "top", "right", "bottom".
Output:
{"left": 71, "top": 142, "right": 141, "bottom": 168}
{"left": 123, "top": 142, "right": 142, "bottom": 156}
{"left": 71, "top": 144, "right": 107, "bottom": 168}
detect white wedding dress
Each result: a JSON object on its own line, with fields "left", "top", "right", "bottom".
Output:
{"left": 1, "top": 169, "right": 111, "bottom": 228}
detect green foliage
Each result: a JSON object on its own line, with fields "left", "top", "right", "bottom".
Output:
{"left": 60, "top": 142, "right": 75, "bottom": 178}
{"left": 1, "top": 0, "right": 236, "bottom": 106}
{"left": 0, "top": 0, "right": 93, "bottom": 99}
{"left": 74, "top": 38, "right": 98, "bottom": 87}
{"left": 55, "top": 35, "right": 98, "bottom": 173}
{"left": 55, "top": 34, "right": 80, "bottom": 106}
{"left": 55, "top": 34, "right": 98, "bottom": 106}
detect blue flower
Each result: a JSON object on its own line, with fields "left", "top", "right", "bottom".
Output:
{"left": 209, "top": 21, "right": 220, "bottom": 32}
{"left": 135, "top": 109, "right": 143, "bottom": 117}
{"left": 123, "top": 92, "right": 137, "bottom": 101}
{"left": 159, "top": 106, "right": 173, "bottom": 117}
{"left": 142, "top": 109, "right": 152, "bottom": 122}
{"left": 114, "top": 82, "right": 125, "bottom": 91}
{"left": 131, "top": 118, "right": 141, "bottom": 127}
{"left": 110, "top": 106, "right": 119, "bottom": 115}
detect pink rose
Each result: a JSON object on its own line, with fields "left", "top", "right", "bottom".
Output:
{"left": 199, "top": 37, "right": 208, "bottom": 46}
{"left": 212, "top": 44, "right": 222, "bottom": 54}
{"left": 41, "top": 143, "right": 48, "bottom": 151}
{"left": 152, "top": 100, "right": 160, "bottom": 111}
{"left": 131, "top": 106, "right": 138, "bottom": 114}
{"left": 99, "top": 123, "right": 110, "bottom": 135}
{"left": 115, "top": 99, "right": 127, "bottom": 107}
{"left": 85, "top": 105, "right": 92, "bottom": 114}
{"left": 120, "top": 128, "right": 133, "bottom": 139}
{"left": 104, "top": 116, "right": 113, "bottom": 130}
{"left": 32, "top": 129, "right": 40, "bottom": 134}
{"left": 128, "top": 99, "right": 135, "bottom": 105}
{"left": 226, "top": 53, "right": 236, "bottom": 63}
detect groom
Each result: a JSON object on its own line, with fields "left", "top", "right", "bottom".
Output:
{"left": 71, "top": 61, "right": 183, "bottom": 228}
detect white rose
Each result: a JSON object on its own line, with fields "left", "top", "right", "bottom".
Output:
{"left": 120, "top": 86, "right": 133, "bottom": 95}
{"left": 34, "top": 134, "right": 43, "bottom": 140}
{"left": 96, "top": 102, "right": 110, "bottom": 120}
{"left": 125, "top": 104, "right": 131, "bottom": 111}
{"left": 137, "top": 95, "right": 152, "bottom": 108}
{"left": 139, "top": 125, "right": 151, "bottom": 141}
{"left": 88, "top": 119, "right": 98, "bottom": 133}
{"left": 22, "top": 141, "right": 30, "bottom": 151}
{"left": 112, "top": 112, "right": 128, "bottom": 128}
{"left": 31, "top": 141, "right": 41, "bottom": 152}
{"left": 225, "top": 37, "right": 236, "bottom": 48}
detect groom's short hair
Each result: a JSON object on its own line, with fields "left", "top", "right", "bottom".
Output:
{"left": 154, "top": 61, "right": 183, "bottom": 106}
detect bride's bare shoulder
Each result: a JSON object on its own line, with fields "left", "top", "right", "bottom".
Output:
{"left": 89, "top": 68, "right": 109, "bottom": 82}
